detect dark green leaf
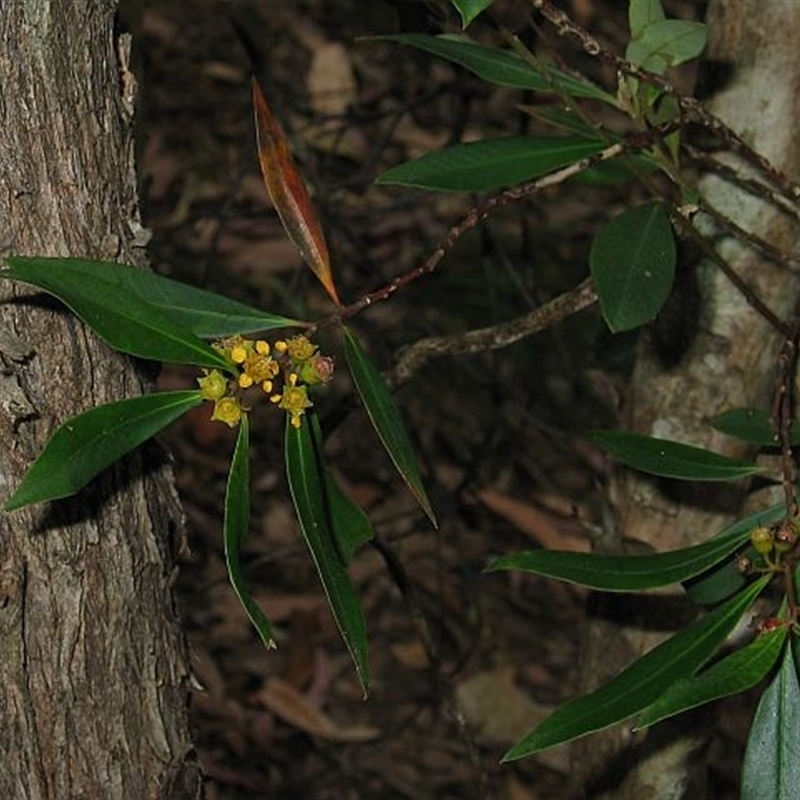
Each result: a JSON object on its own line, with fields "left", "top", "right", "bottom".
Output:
{"left": 327, "top": 475, "right": 374, "bottom": 564}
{"left": 486, "top": 518, "right": 756, "bottom": 591}
{"left": 285, "top": 415, "right": 370, "bottom": 694}
{"left": 741, "top": 643, "right": 800, "bottom": 800}
{"left": 502, "top": 575, "right": 769, "bottom": 760}
{"left": 307, "top": 414, "right": 373, "bottom": 564}
{"left": 711, "top": 407, "right": 800, "bottom": 447}
{"left": 590, "top": 202, "right": 676, "bottom": 332}
{"left": 684, "top": 504, "right": 786, "bottom": 605}
{"left": 450, "top": 0, "right": 492, "bottom": 28}
{"left": 377, "top": 136, "right": 605, "bottom": 193}
{"left": 374, "top": 34, "right": 613, "bottom": 102}
{"left": 3, "top": 256, "right": 232, "bottom": 369}
{"left": 591, "top": 430, "right": 763, "bottom": 481}
{"left": 4, "top": 390, "right": 203, "bottom": 510}
{"left": 223, "top": 415, "right": 276, "bottom": 649}
{"left": 636, "top": 626, "right": 787, "bottom": 729}
{"left": 4, "top": 258, "right": 298, "bottom": 338}
{"left": 344, "top": 329, "right": 436, "bottom": 525}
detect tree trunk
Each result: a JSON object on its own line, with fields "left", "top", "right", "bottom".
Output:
{"left": 0, "top": 2, "right": 201, "bottom": 797}
{"left": 570, "top": 2, "right": 800, "bottom": 798}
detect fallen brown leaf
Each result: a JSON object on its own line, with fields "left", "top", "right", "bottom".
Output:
{"left": 254, "top": 677, "right": 380, "bottom": 743}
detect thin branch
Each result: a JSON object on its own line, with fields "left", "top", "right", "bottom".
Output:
{"left": 529, "top": 0, "right": 800, "bottom": 204}
{"left": 671, "top": 207, "right": 789, "bottom": 336}
{"left": 772, "top": 298, "right": 800, "bottom": 518}
{"left": 387, "top": 277, "right": 597, "bottom": 388}
{"left": 683, "top": 146, "right": 800, "bottom": 224}
{"left": 312, "top": 123, "right": 679, "bottom": 334}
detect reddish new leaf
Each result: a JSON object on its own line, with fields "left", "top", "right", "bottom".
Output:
{"left": 252, "top": 77, "right": 340, "bottom": 304}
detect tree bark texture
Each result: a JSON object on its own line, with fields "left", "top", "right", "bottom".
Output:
{"left": 570, "top": 2, "right": 800, "bottom": 798}
{"left": 0, "top": 1, "right": 201, "bottom": 797}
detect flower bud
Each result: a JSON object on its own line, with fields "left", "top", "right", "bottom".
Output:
{"left": 773, "top": 521, "right": 797, "bottom": 554}
{"left": 735, "top": 554, "right": 754, "bottom": 575}
{"left": 299, "top": 355, "right": 335, "bottom": 385}
{"left": 749, "top": 526, "right": 774, "bottom": 556}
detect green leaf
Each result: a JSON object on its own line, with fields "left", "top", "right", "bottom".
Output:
{"left": 344, "top": 329, "right": 436, "bottom": 525}
{"left": 629, "top": 0, "right": 665, "bottom": 40}
{"left": 626, "top": 20, "right": 707, "bottom": 75}
{"left": 307, "top": 414, "right": 373, "bottom": 564}
{"left": 377, "top": 136, "right": 605, "bottom": 193}
{"left": 450, "top": 0, "right": 492, "bottom": 28}
{"left": 7, "top": 257, "right": 298, "bottom": 337}
{"left": 591, "top": 430, "right": 763, "bottom": 481}
{"left": 636, "top": 626, "right": 787, "bottom": 729}
{"left": 486, "top": 518, "right": 755, "bottom": 591}
{"left": 223, "top": 414, "right": 276, "bottom": 649}
{"left": 4, "top": 390, "right": 203, "bottom": 511}
{"left": 285, "top": 414, "right": 370, "bottom": 693}
{"left": 374, "top": 34, "right": 613, "bottom": 103}
{"left": 683, "top": 504, "right": 786, "bottom": 605}
{"left": 327, "top": 474, "right": 374, "bottom": 564}
{"left": 741, "top": 643, "right": 800, "bottom": 800}
{"left": 711, "top": 407, "right": 800, "bottom": 447}
{"left": 502, "top": 575, "right": 769, "bottom": 759}
{"left": 3, "top": 256, "right": 232, "bottom": 370}
{"left": 590, "top": 202, "right": 676, "bottom": 332}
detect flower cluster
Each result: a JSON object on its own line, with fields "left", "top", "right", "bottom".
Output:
{"left": 197, "top": 334, "right": 333, "bottom": 429}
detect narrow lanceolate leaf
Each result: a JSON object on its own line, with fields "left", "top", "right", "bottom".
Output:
{"left": 591, "top": 430, "right": 763, "bottom": 481}
{"left": 486, "top": 516, "right": 756, "bottom": 591}
{"left": 590, "top": 202, "right": 676, "bottom": 332}
{"left": 4, "top": 256, "right": 298, "bottom": 338}
{"left": 636, "top": 626, "right": 787, "bottom": 729}
{"left": 252, "top": 78, "right": 340, "bottom": 305}
{"left": 502, "top": 575, "right": 769, "bottom": 760}
{"left": 376, "top": 34, "right": 613, "bottom": 103}
{"left": 450, "top": 0, "right": 492, "bottom": 28}
{"left": 327, "top": 473, "right": 374, "bottom": 565}
{"left": 307, "top": 413, "right": 373, "bottom": 564}
{"left": 711, "top": 407, "right": 800, "bottom": 448}
{"left": 285, "top": 415, "right": 370, "bottom": 693}
{"left": 741, "top": 643, "right": 800, "bottom": 800}
{"left": 4, "top": 391, "right": 203, "bottom": 511}
{"left": 2, "top": 257, "right": 231, "bottom": 370}
{"left": 377, "top": 136, "right": 605, "bottom": 193}
{"left": 224, "top": 414, "right": 276, "bottom": 649}
{"left": 344, "top": 329, "right": 436, "bottom": 526}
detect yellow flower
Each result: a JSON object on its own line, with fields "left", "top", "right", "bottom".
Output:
{"left": 243, "top": 351, "right": 280, "bottom": 384}
{"left": 270, "top": 373, "right": 312, "bottom": 428}
{"left": 197, "top": 369, "right": 228, "bottom": 400}
{"left": 211, "top": 396, "right": 243, "bottom": 428}
{"left": 284, "top": 335, "right": 317, "bottom": 362}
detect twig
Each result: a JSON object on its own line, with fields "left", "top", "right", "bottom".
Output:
{"left": 529, "top": 0, "right": 800, "bottom": 205}
{"left": 312, "top": 123, "right": 678, "bottom": 335}
{"left": 671, "top": 207, "right": 789, "bottom": 336}
{"left": 683, "top": 146, "right": 800, "bottom": 224}
{"left": 772, "top": 298, "right": 800, "bottom": 518}
{"left": 387, "top": 277, "right": 597, "bottom": 388}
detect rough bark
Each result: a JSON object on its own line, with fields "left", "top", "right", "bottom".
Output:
{"left": 0, "top": 1, "right": 201, "bottom": 797}
{"left": 570, "top": 2, "right": 800, "bottom": 798}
